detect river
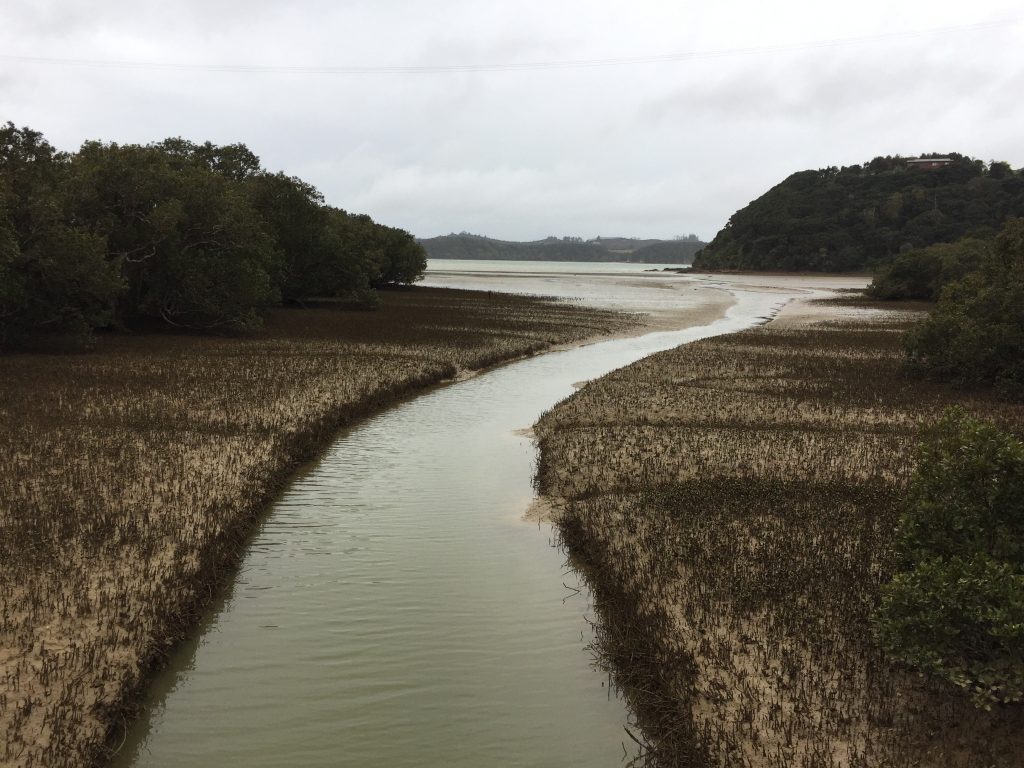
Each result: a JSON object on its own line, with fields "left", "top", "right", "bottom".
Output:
{"left": 111, "top": 263, "right": 859, "bottom": 767}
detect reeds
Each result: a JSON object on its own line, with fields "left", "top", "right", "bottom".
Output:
{"left": 0, "top": 287, "right": 637, "bottom": 768}
{"left": 535, "top": 302, "right": 1024, "bottom": 767}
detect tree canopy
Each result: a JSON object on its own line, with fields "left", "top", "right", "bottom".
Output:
{"left": 0, "top": 123, "right": 427, "bottom": 348}
{"left": 873, "top": 409, "right": 1024, "bottom": 707}
{"left": 905, "top": 218, "right": 1024, "bottom": 397}
{"left": 866, "top": 237, "right": 992, "bottom": 301}
{"left": 693, "top": 154, "right": 1024, "bottom": 272}
{"left": 0, "top": 124, "right": 121, "bottom": 347}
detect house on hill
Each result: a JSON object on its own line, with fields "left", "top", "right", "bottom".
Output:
{"left": 906, "top": 157, "right": 953, "bottom": 170}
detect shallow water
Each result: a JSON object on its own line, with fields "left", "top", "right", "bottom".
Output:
{"left": 424, "top": 258, "right": 699, "bottom": 315}
{"left": 112, "top": 269, "right": 797, "bottom": 768}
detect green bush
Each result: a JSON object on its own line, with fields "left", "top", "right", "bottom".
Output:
{"left": 873, "top": 409, "right": 1024, "bottom": 707}
{"left": 906, "top": 218, "right": 1024, "bottom": 397}
{"left": 874, "top": 554, "right": 1024, "bottom": 707}
{"left": 867, "top": 237, "right": 990, "bottom": 300}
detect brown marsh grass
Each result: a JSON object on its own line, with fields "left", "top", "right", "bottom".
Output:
{"left": 535, "top": 300, "right": 1024, "bottom": 767}
{"left": 0, "top": 287, "right": 637, "bottom": 768}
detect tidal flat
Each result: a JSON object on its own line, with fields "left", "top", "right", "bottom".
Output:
{"left": 102, "top": 268, "right": 768, "bottom": 768}
{"left": 534, "top": 296, "right": 1024, "bottom": 767}
{"left": 0, "top": 287, "right": 636, "bottom": 768}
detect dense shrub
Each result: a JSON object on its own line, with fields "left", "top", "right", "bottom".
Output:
{"left": 68, "top": 141, "right": 279, "bottom": 330}
{"left": 867, "top": 237, "right": 990, "bottom": 300}
{"left": 906, "top": 219, "right": 1024, "bottom": 396}
{"left": 873, "top": 409, "right": 1024, "bottom": 707}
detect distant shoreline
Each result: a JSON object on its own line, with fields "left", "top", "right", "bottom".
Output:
{"left": 688, "top": 268, "right": 873, "bottom": 277}
{"left": 428, "top": 254, "right": 697, "bottom": 264}
{"left": 419, "top": 233, "right": 704, "bottom": 265}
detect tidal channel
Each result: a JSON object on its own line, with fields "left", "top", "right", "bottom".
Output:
{"left": 112, "top": 273, "right": 796, "bottom": 767}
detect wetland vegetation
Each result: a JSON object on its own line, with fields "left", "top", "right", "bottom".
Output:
{"left": 0, "top": 122, "right": 426, "bottom": 349}
{"left": 535, "top": 298, "right": 1024, "bottom": 766}
{"left": 7, "top": 114, "right": 1024, "bottom": 768}
{"left": 0, "top": 287, "right": 635, "bottom": 768}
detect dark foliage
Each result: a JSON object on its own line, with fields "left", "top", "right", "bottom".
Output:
{"left": 0, "top": 124, "right": 122, "bottom": 347}
{"left": 0, "top": 123, "right": 428, "bottom": 348}
{"left": 867, "top": 237, "right": 991, "bottom": 300}
{"left": 68, "top": 140, "right": 279, "bottom": 330}
{"left": 906, "top": 219, "right": 1024, "bottom": 396}
{"left": 694, "top": 154, "right": 1024, "bottom": 272}
{"left": 629, "top": 239, "right": 703, "bottom": 264}
{"left": 873, "top": 409, "right": 1024, "bottom": 707}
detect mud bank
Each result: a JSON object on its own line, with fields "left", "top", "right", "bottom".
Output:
{"left": 0, "top": 288, "right": 640, "bottom": 768}
{"left": 534, "top": 296, "right": 1024, "bottom": 767}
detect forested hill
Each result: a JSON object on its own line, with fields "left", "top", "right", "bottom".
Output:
{"left": 420, "top": 233, "right": 704, "bottom": 264}
{"left": 692, "top": 154, "right": 1024, "bottom": 272}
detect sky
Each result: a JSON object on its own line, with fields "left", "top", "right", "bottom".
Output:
{"left": 2, "top": 1, "right": 1022, "bottom": 242}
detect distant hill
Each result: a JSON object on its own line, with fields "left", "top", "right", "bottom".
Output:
{"left": 693, "top": 153, "right": 1024, "bottom": 272}
{"left": 630, "top": 240, "right": 704, "bottom": 263}
{"left": 420, "top": 233, "right": 704, "bottom": 264}
{"left": 591, "top": 236, "right": 665, "bottom": 252}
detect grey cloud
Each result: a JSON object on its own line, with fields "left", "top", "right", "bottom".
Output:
{"left": 2, "top": 1, "right": 1022, "bottom": 241}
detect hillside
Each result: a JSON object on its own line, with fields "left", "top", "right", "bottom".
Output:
{"left": 420, "top": 233, "right": 704, "bottom": 264}
{"left": 693, "top": 154, "right": 1024, "bottom": 272}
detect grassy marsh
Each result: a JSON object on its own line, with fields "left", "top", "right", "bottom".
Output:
{"left": 535, "top": 300, "right": 1024, "bottom": 767}
{"left": 0, "top": 287, "right": 636, "bottom": 768}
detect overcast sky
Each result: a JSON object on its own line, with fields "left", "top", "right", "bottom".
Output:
{"left": 3, "top": 1, "right": 1022, "bottom": 241}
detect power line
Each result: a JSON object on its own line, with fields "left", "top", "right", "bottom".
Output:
{"left": 0, "top": 18, "right": 1015, "bottom": 76}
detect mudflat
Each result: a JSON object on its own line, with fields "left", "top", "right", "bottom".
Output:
{"left": 0, "top": 287, "right": 638, "bottom": 768}
{"left": 534, "top": 293, "right": 1024, "bottom": 767}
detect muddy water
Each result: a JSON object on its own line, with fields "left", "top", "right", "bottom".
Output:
{"left": 111, "top": 273, "right": 812, "bottom": 768}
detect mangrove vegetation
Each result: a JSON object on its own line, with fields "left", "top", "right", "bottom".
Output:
{"left": 534, "top": 296, "right": 1024, "bottom": 766}
{"left": 0, "top": 278, "right": 637, "bottom": 767}
{"left": 0, "top": 122, "right": 426, "bottom": 349}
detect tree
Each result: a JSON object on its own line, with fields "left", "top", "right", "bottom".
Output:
{"left": 693, "top": 153, "right": 1023, "bottom": 272}
{"left": 370, "top": 225, "right": 427, "bottom": 287}
{"left": 989, "top": 161, "right": 1014, "bottom": 180}
{"left": 873, "top": 409, "right": 1024, "bottom": 706}
{"left": 67, "top": 141, "right": 278, "bottom": 330}
{"left": 867, "top": 237, "right": 991, "bottom": 300}
{"left": 2, "top": 124, "right": 429, "bottom": 344}
{"left": 155, "top": 137, "right": 262, "bottom": 182}
{"left": 244, "top": 174, "right": 425, "bottom": 300}
{"left": 906, "top": 218, "right": 1024, "bottom": 396}
{"left": 0, "top": 123, "right": 122, "bottom": 347}
{"left": 244, "top": 171, "right": 331, "bottom": 302}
